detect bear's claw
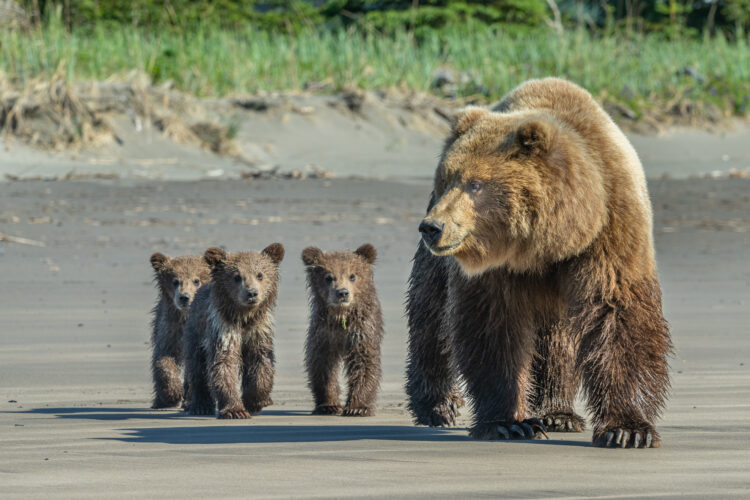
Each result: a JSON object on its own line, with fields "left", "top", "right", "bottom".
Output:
{"left": 312, "top": 405, "right": 343, "bottom": 415}
{"left": 472, "top": 418, "right": 547, "bottom": 440}
{"left": 540, "top": 411, "right": 586, "bottom": 432}
{"left": 593, "top": 426, "right": 659, "bottom": 448}
{"left": 342, "top": 406, "right": 373, "bottom": 417}
{"left": 219, "top": 408, "right": 251, "bottom": 419}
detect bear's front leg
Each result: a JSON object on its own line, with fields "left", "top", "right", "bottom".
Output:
{"left": 242, "top": 343, "right": 275, "bottom": 415}
{"left": 342, "top": 343, "right": 381, "bottom": 417}
{"left": 531, "top": 320, "right": 586, "bottom": 432}
{"left": 210, "top": 335, "right": 249, "bottom": 419}
{"left": 184, "top": 340, "right": 215, "bottom": 416}
{"left": 306, "top": 334, "right": 343, "bottom": 415}
{"left": 151, "top": 354, "right": 183, "bottom": 409}
{"left": 405, "top": 242, "right": 464, "bottom": 426}
{"left": 574, "top": 278, "right": 671, "bottom": 448}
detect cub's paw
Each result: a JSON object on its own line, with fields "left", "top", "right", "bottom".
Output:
{"left": 218, "top": 408, "right": 251, "bottom": 419}
{"left": 593, "top": 425, "right": 660, "bottom": 449}
{"left": 342, "top": 406, "right": 374, "bottom": 417}
{"left": 244, "top": 398, "right": 273, "bottom": 415}
{"left": 186, "top": 401, "right": 215, "bottom": 416}
{"left": 540, "top": 411, "right": 586, "bottom": 432}
{"left": 414, "top": 395, "right": 463, "bottom": 427}
{"left": 151, "top": 397, "right": 181, "bottom": 410}
{"left": 312, "top": 405, "right": 343, "bottom": 415}
{"left": 470, "top": 418, "right": 548, "bottom": 441}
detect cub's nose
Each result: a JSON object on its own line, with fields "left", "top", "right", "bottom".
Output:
{"left": 246, "top": 288, "right": 259, "bottom": 301}
{"left": 419, "top": 219, "right": 444, "bottom": 246}
{"left": 336, "top": 288, "right": 350, "bottom": 300}
{"left": 179, "top": 294, "right": 190, "bottom": 306}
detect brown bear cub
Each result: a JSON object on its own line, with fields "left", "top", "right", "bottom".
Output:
{"left": 149, "top": 252, "right": 211, "bottom": 409}
{"left": 406, "top": 78, "right": 672, "bottom": 448}
{"left": 302, "top": 244, "right": 383, "bottom": 417}
{"left": 182, "top": 244, "right": 284, "bottom": 419}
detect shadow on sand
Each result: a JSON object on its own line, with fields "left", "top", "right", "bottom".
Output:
{"left": 18, "top": 407, "right": 311, "bottom": 421}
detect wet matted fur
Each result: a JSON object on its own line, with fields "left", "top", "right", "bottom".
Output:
{"left": 182, "top": 244, "right": 284, "bottom": 419}
{"left": 302, "top": 244, "right": 383, "bottom": 416}
{"left": 149, "top": 253, "right": 211, "bottom": 409}
{"left": 406, "top": 78, "right": 672, "bottom": 448}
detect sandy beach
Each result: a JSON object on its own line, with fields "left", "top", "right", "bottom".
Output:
{"left": 1, "top": 158, "right": 749, "bottom": 497}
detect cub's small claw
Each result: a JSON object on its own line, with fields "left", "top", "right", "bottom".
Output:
{"left": 605, "top": 431, "right": 615, "bottom": 447}
{"left": 219, "top": 409, "right": 251, "bottom": 419}
{"left": 594, "top": 426, "right": 660, "bottom": 448}
{"left": 312, "top": 405, "right": 342, "bottom": 415}
{"left": 633, "top": 433, "right": 642, "bottom": 449}
{"left": 497, "top": 426, "right": 510, "bottom": 440}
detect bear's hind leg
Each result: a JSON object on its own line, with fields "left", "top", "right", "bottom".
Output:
{"left": 531, "top": 320, "right": 585, "bottom": 432}
{"left": 575, "top": 279, "right": 671, "bottom": 448}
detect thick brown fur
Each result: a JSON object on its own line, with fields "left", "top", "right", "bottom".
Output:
{"left": 182, "top": 244, "right": 284, "bottom": 419}
{"left": 149, "top": 253, "right": 211, "bottom": 409}
{"left": 406, "top": 78, "right": 672, "bottom": 448}
{"left": 302, "top": 244, "right": 383, "bottom": 417}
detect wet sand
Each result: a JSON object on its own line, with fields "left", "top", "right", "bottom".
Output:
{"left": 1, "top": 176, "right": 749, "bottom": 498}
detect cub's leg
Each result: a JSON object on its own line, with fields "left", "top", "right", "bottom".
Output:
{"left": 242, "top": 342, "right": 275, "bottom": 415}
{"left": 151, "top": 350, "right": 183, "bottom": 409}
{"left": 183, "top": 325, "right": 215, "bottom": 416}
{"left": 405, "top": 241, "right": 464, "bottom": 427}
{"left": 306, "top": 334, "right": 343, "bottom": 415}
{"left": 531, "top": 320, "right": 585, "bottom": 432}
{"left": 574, "top": 277, "right": 671, "bottom": 448}
{"left": 342, "top": 344, "right": 381, "bottom": 417}
{"left": 210, "top": 336, "right": 249, "bottom": 419}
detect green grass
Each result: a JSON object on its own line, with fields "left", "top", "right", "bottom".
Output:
{"left": 2, "top": 18, "right": 749, "bottom": 118}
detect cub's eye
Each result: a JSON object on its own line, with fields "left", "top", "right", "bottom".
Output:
{"left": 325, "top": 275, "right": 334, "bottom": 283}
{"left": 469, "top": 180, "right": 482, "bottom": 193}
{"left": 172, "top": 279, "right": 179, "bottom": 286}
{"left": 256, "top": 272, "right": 263, "bottom": 281}
{"left": 233, "top": 274, "right": 242, "bottom": 283}
{"left": 193, "top": 279, "right": 200, "bottom": 286}
{"left": 349, "top": 274, "right": 356, "bottom": 282}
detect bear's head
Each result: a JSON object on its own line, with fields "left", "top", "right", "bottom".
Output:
{"left": 203, "top": 244, "right": 285, "bottom": 311}
{"left": 419, "top": 106, "right": 606, "bottom": 276}
{"left": 150, "top": 253, "right": 211, "bottom": 311}
{"left": 302, "top": 244, "right": 377, "bottom": 310}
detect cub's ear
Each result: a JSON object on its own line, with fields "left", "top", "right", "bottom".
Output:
{"left": 451, "top": 106, "right": 487, "bottom": 136}
{"left": 301, "top": 246, "right": 323, "bottom": 267}
{"left": 515, "top": 118, "right": 556, "bottom": 155}
{"left": 150, "top": 252, "right": 169, "bottom": 271}
{"left": 204, "top": 247, "right": 227, "bottom": 268}
{"left": 355, "top": 243, "right": 377, "bottom": 264}
{"left": 262, "top": 243, "right": 285, "bottom": 265}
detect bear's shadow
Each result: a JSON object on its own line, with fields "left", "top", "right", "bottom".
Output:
{"left": 18, "top": 407, "right": 310, "bottom": 421}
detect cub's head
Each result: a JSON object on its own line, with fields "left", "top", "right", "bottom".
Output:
{"left": 302, "top": 244, "right": 377, "bottom": 310}
{"left": 204, "top": 244, "right": 284, "bottom": 310}
{"left": 150, "top": 253, "right": 211, "bottom": 311}
{"left": 420, "top": 106, "right": 606, "bottom": 275}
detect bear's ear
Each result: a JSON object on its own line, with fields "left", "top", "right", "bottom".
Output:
{"left": 150, "top": 252, "right": 169, "bottom": 271}
{"left": 262, "top": 243, "right": 285, "bottom": 265}
{"left": 204, "top": 247, "right": 227, "bottom": 268}
{"left": 355, "top": 243, "right": 377, "bottom": 264}
{"left": 301, "top": 246, "right": 323, "bottom": 267}
{"left": 451, "top": 106, "right": 487, "bottom": 137}
{"left": 515, "top": 118, "right": 555, "bottom": 156}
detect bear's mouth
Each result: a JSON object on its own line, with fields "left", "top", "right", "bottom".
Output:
{"left": 428, "top": 235, "right": 468, "bottom": 256}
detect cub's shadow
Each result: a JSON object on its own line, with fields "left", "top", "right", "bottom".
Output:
{"left": 20, "top": 407, "right": 312, "bottom": 421}
{"left": 106, "top": 424, "right": 471, "bottom": 445}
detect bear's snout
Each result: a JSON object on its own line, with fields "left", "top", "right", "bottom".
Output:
{"left": 178, "top": 294, "right": 191, "bottom": 307}
{"left": 335, "top": 288, "right": 350, "bottom": 302}
{"left": 244, "top": 288, "right": 259, "bottom": 304}
{"left": 419, "top": 218, "right": 444, "bottom": 246}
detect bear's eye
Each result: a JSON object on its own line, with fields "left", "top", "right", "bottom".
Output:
{"left": 193, "top": 279, "right": 200, "bottom": 286}
{"left": 349, "top": 274, "right": 356, "bottom": 282}
{"left": 233, "top": 274, "right": 242, "bottom": 283}
{"left": 325, "top": 275, "right": 334, "bottom": 283}
{"left": 172, "top": 279, "right": 179, "bottom": 287}
{"left": 257, "top": 272, "right": 263, "bottom": 281}
{"left": 469, "top": 180, "right": 483, "bottom": 193}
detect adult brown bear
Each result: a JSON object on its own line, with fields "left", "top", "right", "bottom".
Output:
{"left": 405, "top": 78, "right": 671, "bottom": 448}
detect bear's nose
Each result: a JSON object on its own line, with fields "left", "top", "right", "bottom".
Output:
{"left": 246, "top": 288, "right": 259, "bottom": 300}
{"left": 419, "top": 219, "right": 444, "bottom": 246}
{"left": 179, "top": 294, "right": 190, "bottom": 306}
{"left": 336, "top": 288, "right": 350, "bottom": 300}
